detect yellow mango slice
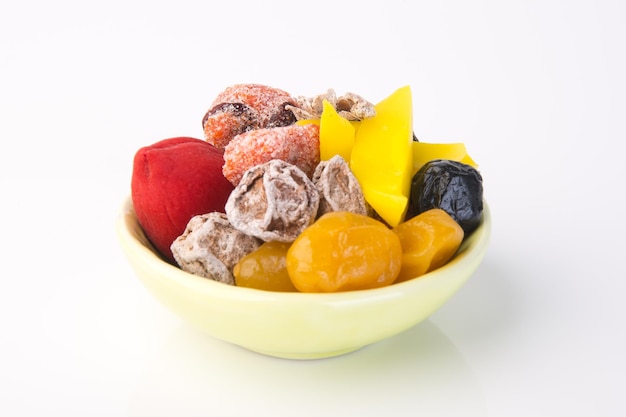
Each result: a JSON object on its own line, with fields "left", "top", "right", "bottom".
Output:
{"left": 350, "top": 86, "right": 413, "bottom": 227}
{"left": 412, "top": 142, "right": 477, "bottom": 176}
{"left": 319, "top": 100, "right": 355, "bottom": 161}
{"left": 296, "top": 119, "right": 320, "bottom": 126}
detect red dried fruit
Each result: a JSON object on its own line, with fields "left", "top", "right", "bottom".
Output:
{"left": 131, "top": 137, "right": 234, "bottom": 262}
{"left": 202, "top": 103, "right": 260, "bottom": 149}
{"left": 211, "top": 84, "right": 296, "bottom": 125}
{"left": 223, "top": 123, "right": 320, "bottom": 186}
{"left": 203, "top": 84, "right": 297, "bottom": 148}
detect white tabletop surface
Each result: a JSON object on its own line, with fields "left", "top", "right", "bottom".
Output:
{"left": 2, "top": 1, "right": 625, "bottom": 416}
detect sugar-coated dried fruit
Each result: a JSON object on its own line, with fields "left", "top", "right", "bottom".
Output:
{"left": 131, "top": 137, "right": 234, "bottom": 262}
{"left": 223, "top": 123, "right": 320, "bottom": 186}
{"left": 171, "top": 212, "right": 262, "bottom": 285}
{"left": 225, "top": 159, "right": 320, "bottom": 242}
{"left": 393, "top": 209, "right": 464, "bottom": 282}
{"left": 203, "top": 84, "right": 297, "bottom": 148}
{"left": 312, "top": 155, "right": 367, "bottom": 217}
{"left": 202, "top": 103, "right": 260, "bottom": 149}
{"left": 210, "top": 84, "right": 296, "bottom": 125}
{"left": 409, "top": 159, "right": 483, "bottom": 235}
{"left": 286, "top": 211, "right": 402, "bottom": 292}
{"left": 287, "top": 89, "right": 375, "bottom": 121}
{"left": 130, "top": 83, "right": 486, "bottom": 293}
{"left": 233, "top": 241, "right": 298, "bottom": 292}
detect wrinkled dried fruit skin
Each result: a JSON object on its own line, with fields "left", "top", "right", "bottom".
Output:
{"left": 409, "top": 159, "right": 483, "bottom": 235}
{"left": 393, "top": 209, "right": 464, "bottom": 282}
{"left": 225, "top": 159, "right": 319, "bottom": 242}
{"left": 233, "top": 241, "right": 298, "bottom": 292}
{"left": 312, "top": 155, "right": 367, "bottom": 217}
{"left": 171, "top": 212, "right": 261, "bottom": 285}
{"left": 286, "top": 211, "right": 402, "bottom": 293}
{"left": 131, "top": 137, "right": 234, "bottom": 262}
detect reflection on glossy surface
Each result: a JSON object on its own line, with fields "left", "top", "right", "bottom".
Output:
{"left": 128, "top": 320, "right": 485, "bottom": 416}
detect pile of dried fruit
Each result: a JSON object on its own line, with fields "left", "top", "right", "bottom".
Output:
{"left": 131, "top": 84, "right": 483, "bottom": 292}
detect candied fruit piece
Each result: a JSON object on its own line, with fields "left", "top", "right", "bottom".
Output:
{"left": 225, "top": 159, "right": 319, "bottom": 242}
{"left": 211, "top": 84, "right": 296, "bottom": 125}
{"left": 171, "top": 212, "right": 261, "bottom": 285}
{"left": 350, "top": 86, "right": 413, "bottom": 227}
{"left": 223, "top": 123, "right": 320, "bottom": 186}
{"left": 202, "top": 102, "right": 260, "bottom": 149}
{"left": 312, "top": 155, "right": 367, "bottom": 217}
{"left": 409, "top": 159, "right": 483, "bottom": 235}
{"left": 319, "top": 99, "right": 355, "bottom": 162}
{"left": 233, "top": 241, "right": 298, "bottom": 292}
{"left": 286, "top": 211, "right": 402, "bottom": 293}
{"left": 266, "top": 102, "right": 298, "bottom": 128}
{"left": 131, "top": 137, "right": 234, "bottom": 262}
{"left": 411, "top": 142, "right": 477, "bottom": 175}
{"left": 203, "top": 84, "right": 297, "bottom": 149}
{"left": 393, "top": 209, "right": 464, "bottom": 282}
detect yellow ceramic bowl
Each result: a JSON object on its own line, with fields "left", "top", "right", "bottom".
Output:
{"left": 116, "top": 197, "right": 491, "bottom": 360}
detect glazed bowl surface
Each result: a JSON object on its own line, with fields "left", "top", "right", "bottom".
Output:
{"left": 116, "top": 197, "right": 491, "bottom": 359}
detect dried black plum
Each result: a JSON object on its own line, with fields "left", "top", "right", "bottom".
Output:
{"left": 409, "top": 159, "right": 483, "bottom": 235}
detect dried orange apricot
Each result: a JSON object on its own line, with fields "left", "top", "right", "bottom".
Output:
{"left": 286, "top": 211, "right": 402, "bottom": 292}
{"left": 393, "top": 209, "right": 464, "bottom": 282}
{"left": 233, "top": 241, "right": 298, "bottom": 292}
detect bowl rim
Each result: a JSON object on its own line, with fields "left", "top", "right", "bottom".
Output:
{"left": 116, "top": 196, "right": 492, "bottom": 304}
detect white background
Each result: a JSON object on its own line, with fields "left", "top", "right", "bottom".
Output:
{"left": 1, "top": 0, "right": 625, "bottom": 415}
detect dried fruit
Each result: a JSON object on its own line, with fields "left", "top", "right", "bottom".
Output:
{"left": 312, "top": 155, "right": 367, "bottom": 217}
{"left": 409, "top": 159, "right": 483, "bottom": 235}
{"left": 266, "top": 102, "right": 298, "bottom": 128}
{"left": 319, "top": 99, "right": 355, "bottom": 162}
{"left": 131, "top": 137, "right": 234, "bottom": 262}
{"left": 393, "top": 209, "right": 464, "bottom": 282}
{"left": 286, "top": 211, "right": 402, "bottom": 292}
{"left": 412, "top": 142, "right": 477, "bottom": 175}
{"left": 222, "top": 123, "right": 320, "bottom": 186}
{"left": 202, "top": 102, "right": 260, "bottom": 149}
{"left": 350, "top": 86, "right": 413, "bottom": 227}
{"left": 233, "top": 241, "right": 298, "bottom": 292}
{"left": 287, "top": 89, "right": 375, "bottom": 121}
{"left": 203, "top": 84, "right": 297, "bottom": 149}
{"left": 225, "top": 159, "right": 320, "bottom": 242}
{"left": 171, "top": 212, "right": 261, "bottom": 285}
{"left": 210, "top": 84, "right": 296, "bottom": 125}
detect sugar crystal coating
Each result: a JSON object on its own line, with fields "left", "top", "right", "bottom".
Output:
{"left": 225, "top": 159, "right": 320, "bottom": 242}
{"left": 203, "top": 84, "right": 297, "bottom": 148}
{"left": 312, "top": 155, "right": 368, "bottom": 217}
{"left": 171, "top": 212, "right": 261, "bottom": 285}
{"left": 223, "top": 123, "right": 320, "bottom": 186}
{"left": 202, "top": 103, "right": 260, "bottom": 149}
{"left": 287, "top": 89, "right": 376, "bottom": 121}
{"left": 211, "top": 84, "right": 296, "bottom": 124}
